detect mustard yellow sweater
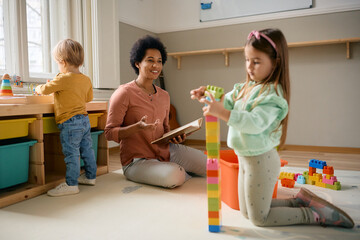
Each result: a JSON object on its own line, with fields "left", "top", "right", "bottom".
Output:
{"left": 35, "top": 73, "right": 93, "bottom": 124}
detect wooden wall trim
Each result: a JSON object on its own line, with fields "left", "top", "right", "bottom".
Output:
{"left": 183, "top": 139, "right": 360, "bottom": 154}
{"left": 282, "top": 145, "right": 360, "bottom": 154}
{"left": 110, "top": 139, "right": 360, "bottom": 154}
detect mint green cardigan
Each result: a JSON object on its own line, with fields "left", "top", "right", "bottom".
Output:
{"left": 224, "top": 81, "right": 288, "bottom": 156}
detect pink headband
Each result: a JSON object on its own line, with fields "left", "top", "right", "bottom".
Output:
{"left": 247, "top": 30, "right": 277, "bottom": 52}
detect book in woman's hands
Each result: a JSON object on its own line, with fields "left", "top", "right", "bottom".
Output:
{"left": 151, "top": 118, "right": 203, "bottom": 144}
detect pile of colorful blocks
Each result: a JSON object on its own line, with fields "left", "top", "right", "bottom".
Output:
{"left": 279, "top": 159, "right": 341, "bottom": 190}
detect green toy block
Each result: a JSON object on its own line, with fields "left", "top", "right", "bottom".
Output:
{"left": 207, "top": 184, "right": 219, "bottom": 191}
{"left": 206, "top": 149, "right": 219, "bottom": 157}
{"left": 208, "top": 198, "right": 220, "bottom": 211}
{"left": 325, "top": 182, "right": 341, "bottom": 190}
{"left": 303, "top": 171, "right": 310, "bottom": 184}
{"left": 206, "top": 85, "right": 224, "bottom": 99}
{"left": 206, "top": 142, "right": 220, "bottom": 150}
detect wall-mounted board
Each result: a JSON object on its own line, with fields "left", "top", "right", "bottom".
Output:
{"left": 200, "top": 0, "right": 313, "bottom": 22}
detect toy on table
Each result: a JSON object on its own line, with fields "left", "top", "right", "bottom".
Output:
{"left": 28, "top": 83, "right": 41, "bottom": 96}
{"left": 0, "top": 74, "right": 14, "bottom": 96}
{"left": 205, "top": 85, "right": 224, "bottom": 233}
{"left": 12, "top": 75, "right": 23, "bottom": 87}
{"left": 279, "top": 159, "right": 341, "bottom": 190}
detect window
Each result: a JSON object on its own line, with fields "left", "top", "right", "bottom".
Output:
{"left": 0, "top": 0, "right": 5, "bottom": 70}
{"left": 0, "top": 0, "right": 87, "bottom": 83}
{"left": 26, "top": 0, "right": 48, "bottom": 73}
{"left": 1, "top": 0, "right": 119, "bottom": 88}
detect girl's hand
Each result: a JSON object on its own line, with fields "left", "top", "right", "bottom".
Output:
{"left": 138, "top": 115, "right": 160, "bottom": 131}
{"left": 34, "top": 85, "right": 42, "bottom": 95}
{"left": 190, "top": 86, "right": 207, "bottom": 102}
{"left": 169, "top": 133, "right": 186, "bottom": 144}
{"left": 200, "top": 91, "right": 230, "bottom": 122}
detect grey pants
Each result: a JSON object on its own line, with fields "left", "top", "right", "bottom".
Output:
{"left": 123, "top": 143, "right": 207, "bottom": 188}
{"left": 237, "top": 148, "right": 314, "bottom": 226}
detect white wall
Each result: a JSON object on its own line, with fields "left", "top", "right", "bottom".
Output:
{"left": 118, "top": 0, "right": 156, "bottom": 32}
{"left": 115, "top": 1, "right": 360, "bottom": 148}
{"left": 158, "top": 11, "right": 360, "bottom": 148}
{"left": 118, "top": 0, "right": 360, "bottom": 33}
{"left": 91, "top": 0, "right": 120, "bottom": 88}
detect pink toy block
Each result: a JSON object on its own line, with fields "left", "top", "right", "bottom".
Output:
{"left": 207, "top": 177, "right": 219, "bottom": 184}
{"left": 294, "top": 173, "right": 301, "bottom": 181}
{"left": 322, "top": 175, "right": 337, "bottom": 185}
{"left": 207, "top": 159, "right": 219, "bottom": 170}
{"left": 205, "top": 115, "right": 218, "bottom": 122}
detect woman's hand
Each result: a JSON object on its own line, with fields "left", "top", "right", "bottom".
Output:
{"left": 200, "top": 91, "right": 231, "bottom": 122}
{"left": 190, "top": 86, "right": 207, "bottom": 102}
{"left": 169, "top": 133, "right": 186, "bottom": 144}
{"left": 116, "top": 115, "right": 160, "bottom": 142}
{"left": 138, "top": 115, "right": 160, "bottom": 130}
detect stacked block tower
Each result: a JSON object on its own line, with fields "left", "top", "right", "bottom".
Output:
{"left": 0, "top": 74, "right": 14, "bottom": 96}
{"left": 205, "top": 85, "right": 224, "bottom": 233}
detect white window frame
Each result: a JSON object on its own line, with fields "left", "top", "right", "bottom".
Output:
{"left": 1, "top": 0, "right": 10, "bottom": 73}
{"left": 1, "top": 0, "right": 89, "bottom": 83}
{"left": 1, "top": 0, "right": 119, "bottom": 88}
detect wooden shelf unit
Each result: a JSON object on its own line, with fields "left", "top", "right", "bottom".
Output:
{"left": 168, "top": 37, "right": 360, "bottom": 69}
{"left": 0, "top": 101, "right": 109, "bottom": 208}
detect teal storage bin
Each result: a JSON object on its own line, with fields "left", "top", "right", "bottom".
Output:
{"left": 0, "top": 138, "right": 37, "bottom": 189}
{"left": 80, "top": 130, "right": 103, "bottom": 167}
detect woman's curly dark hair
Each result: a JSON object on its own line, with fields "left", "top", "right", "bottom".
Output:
{"left": 130, "top": 35, "right": 167, "bottom": 75}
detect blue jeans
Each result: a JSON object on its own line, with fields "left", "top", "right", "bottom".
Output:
{"left": 58, "top": 114, "right": 97, "bottom": 186}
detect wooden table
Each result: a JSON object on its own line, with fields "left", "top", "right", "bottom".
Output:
{"left": 0, "top": 101, "right": 109, "bottom": 208}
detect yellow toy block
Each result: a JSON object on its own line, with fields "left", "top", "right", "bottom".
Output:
{"left": 315, "top": 180, "right": 326, "bottom": 188}
{"left": 309, "top": 173, "right": 322, "bottom": 184}
{"left": 325, "top": 174, "right": 334, "bottom": 179}
{"left": 206, "top": 121, "right": 219, "bottom": 130}
{"left": 206, "top": 135, "right": 219, "bottom": 143}
{"left": 209, "top": 218, "right": 220, "bottom": 225}
{"left": 279, "top": 172, "right": 295, "bottom": 180}
{"left": 207, "top": 190, "right": 220, "bottom": 198}
{"left": 206, "top": 127, "right": 220, "bottom": 136}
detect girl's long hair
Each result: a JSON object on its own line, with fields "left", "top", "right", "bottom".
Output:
{"left": 234, "top": 29, "right": 290, "bottom": 149}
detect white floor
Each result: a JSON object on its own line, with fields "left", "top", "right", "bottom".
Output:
{"left": 0, "top": 166, "right": 359, "bottom": 240}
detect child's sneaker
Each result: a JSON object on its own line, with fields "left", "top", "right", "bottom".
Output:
{"left": 47, "top": 182, "right": 79, "bottom": 197}
{"left": 78, "top": 173, "right": 96, "bottom": 186}
{"left": 295, "top": 187, "right": 354, "bottom": 228}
